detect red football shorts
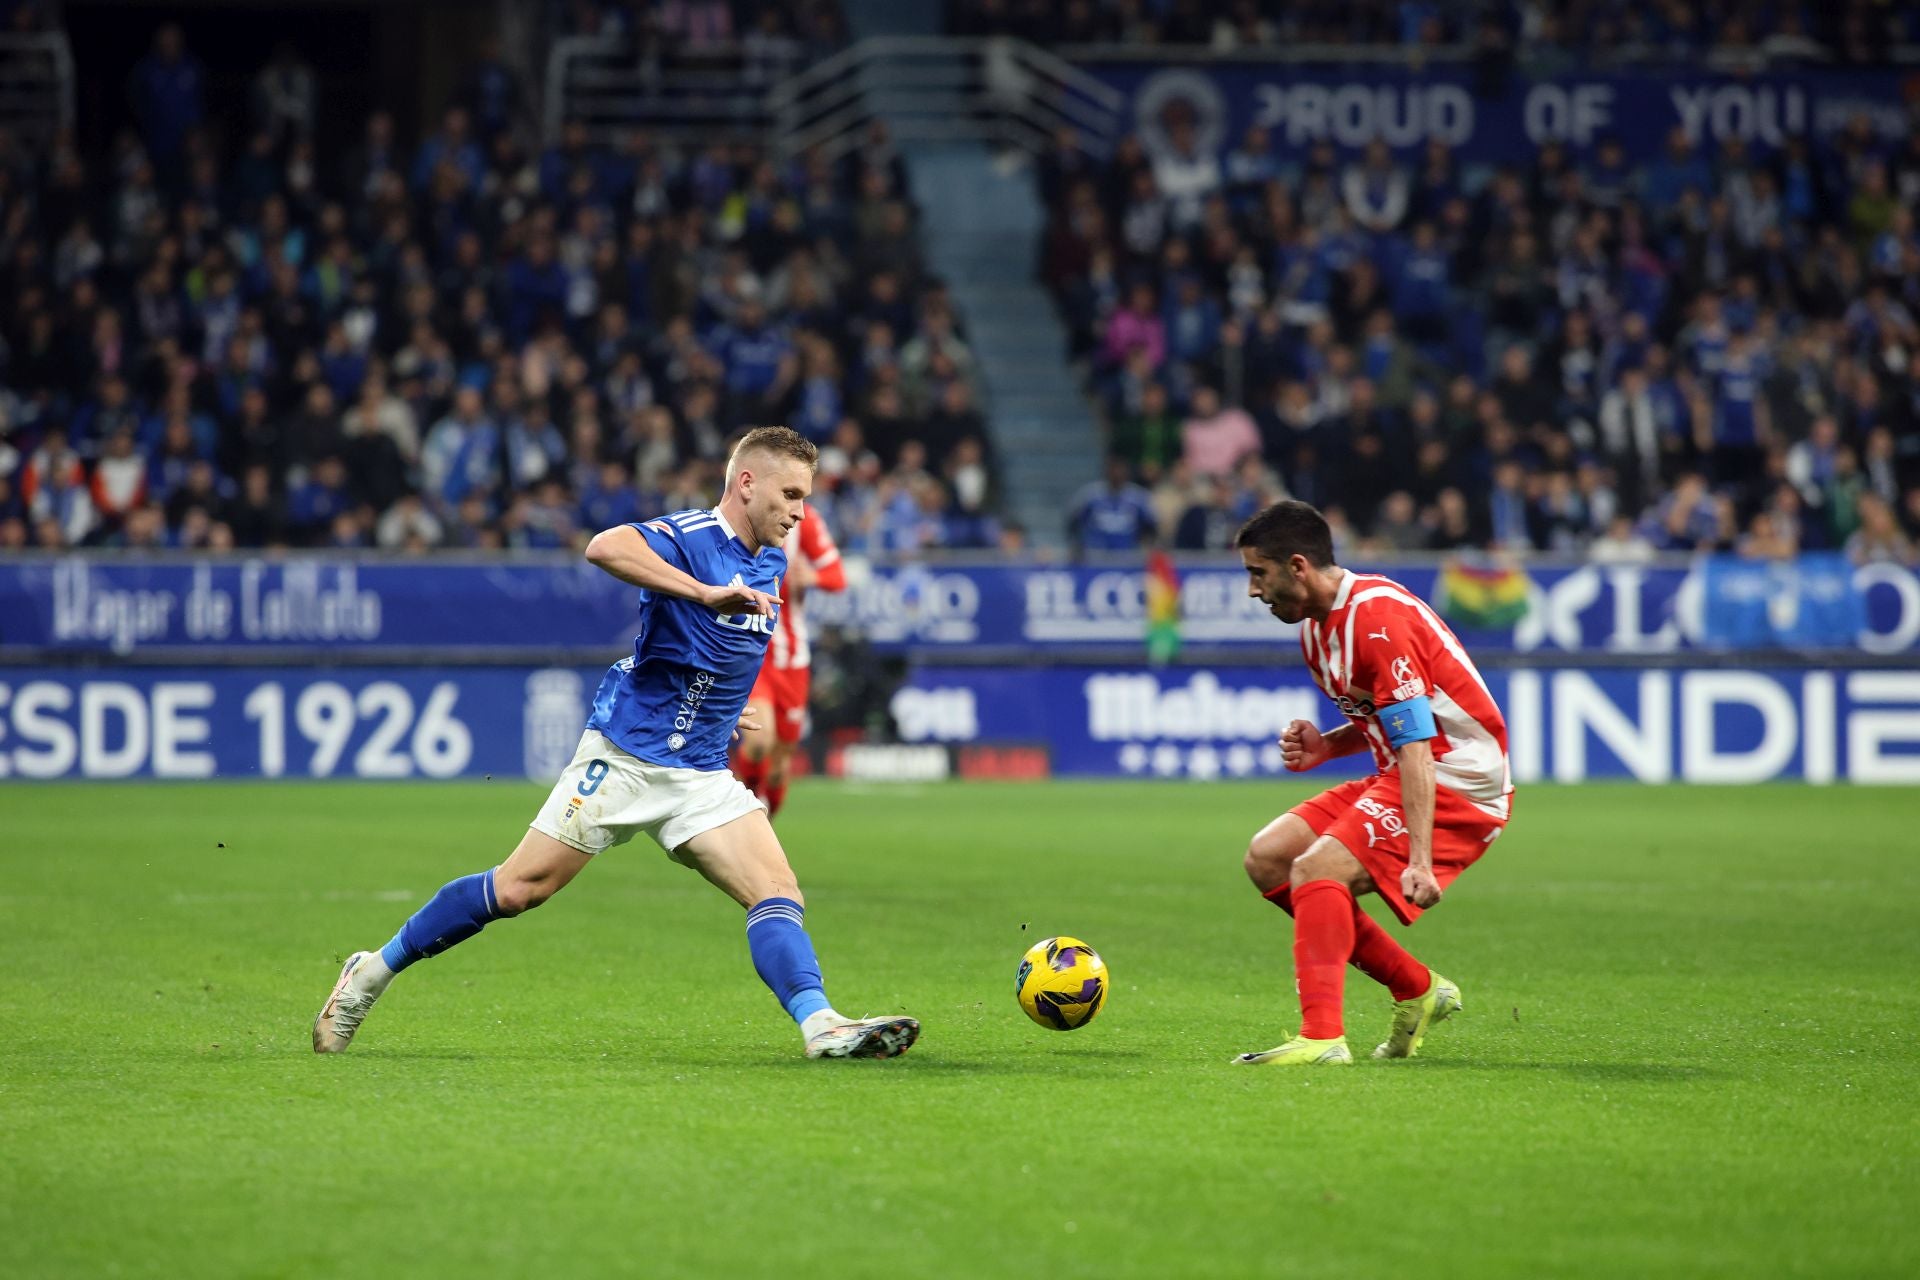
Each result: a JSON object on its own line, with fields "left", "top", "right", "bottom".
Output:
{"left": 1287, "top": 774, "right": 1508, "bottom": 924}
{"left": 748, "top": 663, "right": 811, "bottom": 745}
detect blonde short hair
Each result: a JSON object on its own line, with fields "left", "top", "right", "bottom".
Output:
{"left": 726, "top": 426, "right": 819, "bottom": 484}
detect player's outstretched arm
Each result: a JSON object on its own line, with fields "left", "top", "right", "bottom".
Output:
{"left": 585, "top": 525, "right": 778, "bottom": 615}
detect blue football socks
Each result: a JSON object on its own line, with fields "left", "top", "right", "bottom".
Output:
{"left": 745, "top": 897, "right": 831, "bottom": 1025}
{"left": 380, "top": 869, "right": 501, "bottom": 974}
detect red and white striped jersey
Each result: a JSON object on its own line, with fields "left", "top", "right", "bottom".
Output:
{"left": 768, "top": 504, "right": 846, "bottom": 670}
{"left": 1299, "top": 569, "right": 1512, "bottom": 819}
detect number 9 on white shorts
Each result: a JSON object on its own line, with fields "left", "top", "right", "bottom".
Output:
{"left": 530, "top": 729, "right": 764, "bottom": 857}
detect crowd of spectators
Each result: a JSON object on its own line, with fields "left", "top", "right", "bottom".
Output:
{"left": 950, "top": 0, "right": 1917, "bottom": 66}
{"left": 1050, "top": 107, "right": 1920, "bottom": 566}
{"left": 0, "top": 18, "right": 1005, "bottom": 556}
{"left": 7, "top": 5, "right": 1919, "bottom": 568}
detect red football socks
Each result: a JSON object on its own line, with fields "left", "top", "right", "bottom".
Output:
{"left": 1262, "top": 881, "right": 1429, "bottom": 1002}
{"left": 1349, "top": 910, "right": 1431, "bottom": 1002}
{"left": 765, "top": 780, "right": 787, "bottom": 819}
{"left": 1291, "top": 879, "right": 1356, "bottom": 1039}
{"left": 735, "top": 754, "right": 768, "bottom": 798}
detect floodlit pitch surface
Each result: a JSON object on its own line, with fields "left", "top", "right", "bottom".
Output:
{"left": 2, "top": 780, "right": 1914, "bottom": 1278}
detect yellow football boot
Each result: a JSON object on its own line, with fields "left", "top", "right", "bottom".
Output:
{"left": 1231, "top": 1035, "right": 1353, "bottom": 1066}
{"left": 1372, "top": 973, "right": 1463, "bottom": 1059}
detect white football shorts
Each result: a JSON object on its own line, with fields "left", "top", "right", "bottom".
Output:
{"left": 530, "top": 729, "right": 764, "bottom": 856}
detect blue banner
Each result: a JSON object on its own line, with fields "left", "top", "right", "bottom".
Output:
{"left": 1083, "top": 63, "right": 1915, "bottom": 167}
{"left": 1, "top": 556, "right": 1915, "bottom": 658}
{"left": 1701, "top": 554, "right": 1865, "bottom": 650}
{"left": 0, "top": 665, "right": 607, "bottom": 780}
{"left": 5, "top": 660, "right": 1917, "bottom": 783}
{"left": 896, "top": 664, "right": 1920, "bottom": 784}
{"left": 0, "top": 558, "right": 637, "bottom": 657}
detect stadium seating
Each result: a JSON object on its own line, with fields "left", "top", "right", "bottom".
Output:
{"left": 0, "top": 4, "right": 1004, "bottom": 554}
{"left": 949, "top": 0, "right": 1918, "bottom": 65}
{"left": 1034, "top": 11, "right": 1920, "bottom": 562}
{"left": 2, "top": 3, "right": 1916, "bottom": 567}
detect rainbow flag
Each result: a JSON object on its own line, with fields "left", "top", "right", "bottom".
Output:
{"left": 1436, "top": 561, "right": 1533, "bottom": 630}
{"left": 1145, "top": 551, "right": 1182, "bottom": 665}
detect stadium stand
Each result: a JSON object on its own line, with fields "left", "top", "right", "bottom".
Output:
{"left": 1, "top": 1, "right": 1916, "bottom": 567}
{"left": 1034, "top": 16, "right": 1920, "bottom": 561}
{"left": 0, "top": 4, "right": 1005, "bottom": 554}
{"left": 950, "top": 0, "right": 1920, "bottom": 66}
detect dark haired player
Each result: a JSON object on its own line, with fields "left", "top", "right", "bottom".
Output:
{"left": 1231, "top": 500, "right": 1513, "bottom": 1066}
{"left": 313, "top": 427, "right": 920, "bottom": 1061}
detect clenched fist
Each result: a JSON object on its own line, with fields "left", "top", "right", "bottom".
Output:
{"left": 1279, "top": 719, "right": 1330, "bottom": 772}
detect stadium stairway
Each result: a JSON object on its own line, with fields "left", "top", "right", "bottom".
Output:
{"left": 825, "top": 4, "right": 1107, "bottom": 544}
{"left": 902, "top": 144, "right": 1104, "bottom": 547}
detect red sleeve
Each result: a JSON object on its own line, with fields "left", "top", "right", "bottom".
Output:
{"left": 798, "top": 506, "right": 846, "bottom": 592}
{"left": 1349, "top": 598, "right": 1436, "bottom": 709}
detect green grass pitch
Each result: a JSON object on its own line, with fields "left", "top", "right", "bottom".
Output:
{"left": 3, "top": 780, "right": 1916, "bottom": 1278}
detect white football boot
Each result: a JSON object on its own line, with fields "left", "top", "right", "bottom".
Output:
{"left": 312, "top": 951, "right": 387, "bottom": 1053}
{"left": 803, "top": 1015, "right": 921, "bottom": 1060}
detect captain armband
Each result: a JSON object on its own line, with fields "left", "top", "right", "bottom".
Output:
{"left": 1381, "top": 695, "right": 1438, "bottom": 750}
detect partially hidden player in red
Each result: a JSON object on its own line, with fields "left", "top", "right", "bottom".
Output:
{"left": 1231, "top": 499, "right": 1513, "bottom": 1066}
{"left": 733, "top": 501, "right": 844, "bottom": 818}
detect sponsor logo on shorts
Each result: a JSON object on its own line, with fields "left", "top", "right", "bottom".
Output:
{"left": 1355, "top": 795, "right": 1407, "bottom": 835}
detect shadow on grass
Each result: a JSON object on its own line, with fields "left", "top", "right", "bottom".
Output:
{"left": 1389, "top": 1058, "right": 1731, "bottom": 1082}
{"left": 674, "top": 1046, "right": 1162, "bottom": 1075}
{"left": 134, "top": 1042, "right": 1729, "bottom": 1085}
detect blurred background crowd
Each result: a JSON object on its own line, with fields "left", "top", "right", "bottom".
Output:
{"left": 0, "top": 2, "right": 1008, "bottom": 556}
{"left": 1046, "top": 111, "right": 1920, "bottom": 565}
{"left": 950, "top": 0, "right": 1918, "bottom": 66}
{"left": 0, "top": 0, "right": 1915, "bottom": 567}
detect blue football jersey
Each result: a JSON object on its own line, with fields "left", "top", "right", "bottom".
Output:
{"left": 586, "top": 507, "right": 787, "bottom": 772}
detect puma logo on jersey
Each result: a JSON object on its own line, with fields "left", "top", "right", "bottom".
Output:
{"left": 1369, "top": 628, "right": 1390, "bottom": 642}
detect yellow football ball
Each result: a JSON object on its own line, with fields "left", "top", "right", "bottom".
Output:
{"left": 1016, "top": 936, "right": 1109, "bottom": 1031}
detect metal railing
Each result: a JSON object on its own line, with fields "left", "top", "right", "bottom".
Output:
{"left": 770, "top": 36, "right": 1125, "bottom": 163}
{"left": 543, "top": 36, "right": 792, "bottom": 146}
{"left": 0, "top": 32, "right": 73, "bottom": 146}
{"left": 535, "top": 32, "right": 1920, "bottom": 152}
{"left": 545, "top": 34, "right": 1126, "bottom": 163}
